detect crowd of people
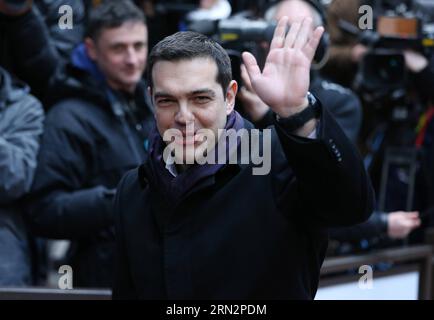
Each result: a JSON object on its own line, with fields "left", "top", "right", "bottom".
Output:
{"left": 0, "top": 0, "right": 434, "bottom": 298}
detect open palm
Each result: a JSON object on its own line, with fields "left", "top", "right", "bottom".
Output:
{"left": 242, "top": 16, "right": 324, "bottom": 117}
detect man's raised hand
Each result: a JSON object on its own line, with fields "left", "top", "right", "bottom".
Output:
{"left": 241, "top": 16, "right": 324, "bottom": 118}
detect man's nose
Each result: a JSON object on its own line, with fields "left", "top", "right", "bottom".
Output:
{"left": 125, "top": 47, "right": 139, "bottom": 65}
{"left": 175, "top": 103, "right": 195, "bottom": 126}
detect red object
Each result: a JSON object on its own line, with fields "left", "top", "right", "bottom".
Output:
{"left": 416, "top": 106, "right": 434, "bottom": 147}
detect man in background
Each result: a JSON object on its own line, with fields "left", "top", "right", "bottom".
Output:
{"left": 26, "top": 0, "right": 154, "bottom": 288}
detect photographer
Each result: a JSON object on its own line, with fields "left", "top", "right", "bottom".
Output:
{"left": 412, "top": 52, "right": 434, "bottom": 237}
{"left": 321, "top": 0, "right": 363, "bottom": 88}
{"left": 333, "top": 48, "right": 429, "bottom": 251}
{"left": 186, "top": 0, "right": 231, "bottom": 22}
{"left": 0, "top": 66, "right": 44, "bottom": 286}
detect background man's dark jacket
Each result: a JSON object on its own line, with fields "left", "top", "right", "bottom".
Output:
{"left": 310, "top": 73, "right": 362, "bottom": 144}
{"left": 25, "top": 46, "right": 154, "bottom": 288}
{"left": 112, "top": 105, "right": 375, "bottom": 299}
{"left": 0, "top": 0, "right": 85, "bottom": 102}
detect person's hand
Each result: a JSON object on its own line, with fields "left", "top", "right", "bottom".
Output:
{"left": 351, "top": 44, "right": 368, "bottom": 63}
{"left": 241, "top": 16, "right": 324, "bottom": 119}
{"left": 238, "top": 64, "right": 270, "bottom": 122}
{"left": 404, "top": 50, "right": 428, "bottom": 73}
{"left": 0, "top": 0, "right": 33, "bottom": 16}
{"left": 387, "top": 211, "right": 421, "bottom": 239}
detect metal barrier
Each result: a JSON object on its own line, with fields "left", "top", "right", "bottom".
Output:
{"left": 0, "top": 245, "right": 432, "bottom": 300}
{"left": 319, "top": 244, "right": 433, "bottom": 300}
{"left": 0, "top": 288, "right": 111, "bottom": 300}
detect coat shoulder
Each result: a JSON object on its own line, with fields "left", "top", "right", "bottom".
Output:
{"left": 118, "top": 167, "right": 143, "bottom": 198}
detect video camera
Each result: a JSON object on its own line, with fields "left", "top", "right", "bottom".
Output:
{"left": 186, "top": 13, "right": 274, "bottom": 88}
{"left": 352, "top": 0, "right": 434, "bottom": 100}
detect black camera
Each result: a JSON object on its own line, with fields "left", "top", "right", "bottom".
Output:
{"left": 354, "top": 0, "right": 434, "bottom": 99}
{"left": 187, "top": 14, "right": 274, "bottom": 88}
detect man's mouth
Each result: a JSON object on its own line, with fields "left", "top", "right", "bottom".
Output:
{"left": 123, "top": 68, "right": 139, "bottom": 76}
{"left": 173, "top": 134, "right": 203, "bottom": 146}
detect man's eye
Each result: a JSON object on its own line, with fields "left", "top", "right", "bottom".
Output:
{"left": 134, "top": 43, "right": 146, "bottom": 50}
{"left": 194, "top": 96, "right": 211, "bottom": 103}
{"left": 112, "top": 45, "right": 124, "bottom": 53}
{"left": 157, "top": 99, "right": 173, "bottom": 105}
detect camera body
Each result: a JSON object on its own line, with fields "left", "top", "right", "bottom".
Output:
{"left": 187, "top": 13, "right": 276, "bottom": 87}
{"left": 355, "top": 0, "right": 434, "bottom": 99}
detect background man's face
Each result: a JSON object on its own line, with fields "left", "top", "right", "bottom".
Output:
{"left": 152, "top": 57, "right": 236, "bottom": 164}
{"left": 87, "top": 21, "right": 148, "bottom": 93}
{"left": 274, "top": 0, "right": 314, "bottom": 25}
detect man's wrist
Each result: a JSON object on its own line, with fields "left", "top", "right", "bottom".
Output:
{"left": 274, "top": 92, "right": 321, "bottom": 137}
{"left": 275, "top": 96, "right": 309, "bottom": 118}
{"left": 255, "top": 109, "right": 275, "bottom": 129}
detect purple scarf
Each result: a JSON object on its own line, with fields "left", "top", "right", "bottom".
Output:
{"left": 147, "top": 111, "right": 245, "bottom": 203}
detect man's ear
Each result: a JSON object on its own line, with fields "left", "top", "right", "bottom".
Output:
{"left": 84, "top": 37, "right": 97, "bottom": 61}
{"left": 226, "top": 80, "right": 238, "bottom": 115}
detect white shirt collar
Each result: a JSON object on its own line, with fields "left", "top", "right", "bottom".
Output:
{"left": 165, "top": 161, "right": 178, "bottom": 177}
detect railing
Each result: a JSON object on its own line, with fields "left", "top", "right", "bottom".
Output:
{"left": 0, "top": 287, "right": 111, "bottom": 300}
{"left": 0, "top": 245, "right": 432, "bottom": 300}
{"left": 319, "top": 244, "right": 433, "bottom": 300}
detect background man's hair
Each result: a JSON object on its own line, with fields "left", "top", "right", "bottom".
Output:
{"left": 147, "top": 31, "right": 232, "bottom": 96}
{"left": 86, "top": 0, "right": 146, "bottom": 41}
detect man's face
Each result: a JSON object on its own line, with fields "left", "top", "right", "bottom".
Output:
{"left": 151, "top": 58, "right": 237, "bottom": 165}
{"left": 86, "top": 21, "right": 148, "bottom": 93}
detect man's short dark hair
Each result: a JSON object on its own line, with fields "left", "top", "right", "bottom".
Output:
{"left": 147, "top": 31, "right": 232, "bottom": 96}
{"left": 86, "top": 0, "right": 146, "bottom": 41}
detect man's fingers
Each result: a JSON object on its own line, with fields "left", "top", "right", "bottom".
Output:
{"left": 304, "top": 26, "right": 324, "bottom": 61}
{"left": 407, "top": 211, "right": 419, "bottom": 218}
{"left": 408, "top": 218, "right": 421, "bottom": 229}
{"left": 270, "top": 16, "right": 288, "bottom": 50}
{"left": 294, "top": 17, "right": 313, "bottom": 49}
{"left": 403, "top": 214, "right": 421, "bottom": 227}
{"left": 284, "top": 20, "right": 302, "bottom": 49}
{"left": 242, "top": 51, "right": 261, "bottom": 84}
